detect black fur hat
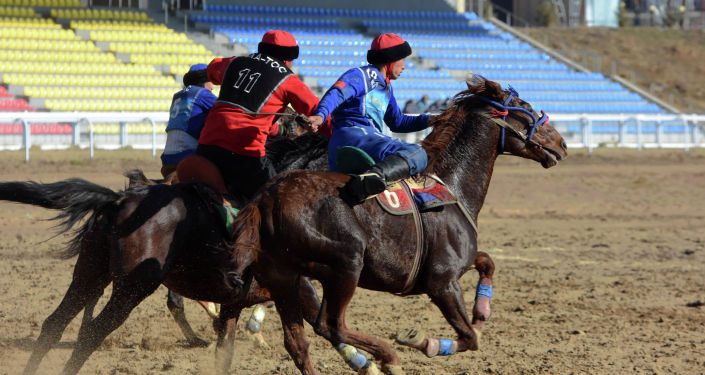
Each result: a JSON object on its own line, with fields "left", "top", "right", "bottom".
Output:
{"left": 183, "top": 64, "right": 209, "bottom": 87}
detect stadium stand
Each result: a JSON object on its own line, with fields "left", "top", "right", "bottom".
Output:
{"left": 0, "top": 2, "right": 219, "bottom": 118}
{"left": 196, "top": 3, "right": 664, "bottom": 114}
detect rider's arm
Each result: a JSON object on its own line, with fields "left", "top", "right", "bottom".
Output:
{"left": 282, "top": 75, "right": 321, "bottom": 117}
{"left": 282, "top": 75, "right": 332, "bottom": 137}
{"left": 384, "top": 91, "right": 430, "bottom": 133}
{"left": 312, "top": 69, "right": 364, "bottom": 119}
{"left": 186, "top": 89, "right": 217, "bottom": 140}
{"left": 206, "top": 57, "right": 234, "bottom": 86}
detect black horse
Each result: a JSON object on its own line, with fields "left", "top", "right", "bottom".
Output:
{"left": 76, "top": 131, "right": 329, "bottom": 349}
{"left": 0, "top": 131, "right": 329, "bottom": 375}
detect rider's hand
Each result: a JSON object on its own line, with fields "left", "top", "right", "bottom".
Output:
{"left": 306, "top": 115, "right": 324, "bottom": 133}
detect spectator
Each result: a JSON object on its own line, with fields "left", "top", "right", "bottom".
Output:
{"left": 403, "top": 99, "right": 419, "bottom": 113}
{"left": 427, "top": 98, "right": 448, "bottom": 113}
{"left": 417, "top": 94, "right": 431, "bottom": 113}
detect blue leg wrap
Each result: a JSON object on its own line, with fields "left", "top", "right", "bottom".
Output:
{"left": 476, "top": 284, "right": 493, "bottom": 298}
{"left": 336, "top": 343, "right": 371, "bottom": 371}
{"left": 438, "top": 339, "right": 454, "bottom": 356}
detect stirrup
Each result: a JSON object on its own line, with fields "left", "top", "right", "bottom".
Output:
{"left": 342, "top": 172, "right": 385, "bottom": 205}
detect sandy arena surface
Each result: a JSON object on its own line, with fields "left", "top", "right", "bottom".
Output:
{"left": 0, "top": 148, "right": 704, "bottom": 375}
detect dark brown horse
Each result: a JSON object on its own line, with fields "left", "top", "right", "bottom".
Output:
{"left": 225, "top": 78, "right": 568, "bottom": 374}
{"left": 0, "top": 132, "right": 329, "bottom": 375}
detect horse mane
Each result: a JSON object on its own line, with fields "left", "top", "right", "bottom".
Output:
{"left": 422, "top": 78, "right": 507, "bottom": 173}
{"left": 265, "top": 132, "right": 329, "bottom": 172}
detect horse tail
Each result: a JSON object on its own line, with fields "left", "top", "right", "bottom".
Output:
{"left": 0, "top": 179, "right": 122, "bottom": 257}
{"left": 231, "top": 203, "right": 262, "bottom": 274}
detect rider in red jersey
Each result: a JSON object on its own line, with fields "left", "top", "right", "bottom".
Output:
{"left": 197, "top": 30, "right": 330, "bottom": 201}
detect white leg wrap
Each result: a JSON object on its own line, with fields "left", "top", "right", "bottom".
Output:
{"left": 246, "top": 304, "right": 266, "bottom": 333}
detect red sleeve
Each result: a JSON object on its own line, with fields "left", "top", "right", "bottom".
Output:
{"left": 281, "top": 75, "right": 320, "bottom": 117}
{"left": 280, "top": 75, "right": 332, "bottom": 138}
{"left": 206, "top": 57, "right": 234, "bottom": 86}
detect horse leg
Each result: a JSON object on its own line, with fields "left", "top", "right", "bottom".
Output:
{"left": 317, "top": 279, "right": 400, "bottom": 374}
{"left": 244, "top": 304, "right": 271, "bottom": 349}
{"left": 397, "top": 252, "right": 494, "bottom": 357}
{"left": 271, "top": 285, "right": 317, "bottom": 375}
{"left": 23, "top": 252, "right": 110, "bottom": 375}
{"left": 213, "top": 304, "right": 241, "bottom": 375}
{"left": 471, "top": 251, "right": 494, "bottom": 333}
{"left": 78, "top": 291, "right": 102, "bottom": 340}
{"left": 299, "top": 277, "right": 325, "bottom": 332}
{"left": 396, "top": 278, "right": 476, "bottom": 360}
{"left": 212, "top": 278, "right": 274, "bottom": 374}
{"left": 166, "top": 289, "right": 210, "bottom": 347}
{"left": 60, "top": 275, "right": 161, "bottom": 375}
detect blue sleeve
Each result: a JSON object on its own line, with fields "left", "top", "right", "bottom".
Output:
{"left": 187, "top": 89, "right": 216, "bottom": 139}
{"left": 384, "top": 90, "right": 430, "bottom": 133}
{"left": 313, "top": 68, "right": 365, "bottom": 119}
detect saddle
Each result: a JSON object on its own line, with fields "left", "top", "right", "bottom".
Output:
{"left": 336, "top": 146, "right": 477, "bottom": 295}
{"left": 335, "top": 146, "right": 459, "bottom": 214}
{"left": 176, "top": 155, "right": 239, "bottom": 234}
{"left": 375, "top": 176, "right": 458, "bottom": 215}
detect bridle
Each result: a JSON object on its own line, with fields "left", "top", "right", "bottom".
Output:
{"left": 474, "top": 87, "right": 550, "bottom": 154}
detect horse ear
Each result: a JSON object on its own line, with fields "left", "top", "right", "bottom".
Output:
{"left": 465, "top": 73, "right": 485, "bottom": 89}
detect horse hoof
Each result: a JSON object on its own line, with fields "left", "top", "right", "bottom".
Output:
{"left": 358, "top": 362, "right": 381, "bottom": 375}
{"left": 381, "top": 364, "right": 405, "bottom": 375}
{"left": 469, "top": 326, "right": 482, "bottom": 351}
{"left": 395, "top": 328, "right": 425, "bottom": 348}
{"left": 247, "top": 331, "right": 271, "bottom": 350}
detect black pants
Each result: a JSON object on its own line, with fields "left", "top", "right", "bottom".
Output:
{"left": 196, "top": 144, "right": 276, "bottom": 201}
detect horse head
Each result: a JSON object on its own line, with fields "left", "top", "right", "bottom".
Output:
{"left": 468, "top": 77, "right": 567, "bottom": 167}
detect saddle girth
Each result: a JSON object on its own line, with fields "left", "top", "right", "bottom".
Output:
{"left": 374, "top": 175, "right": 478, "bottom": 295}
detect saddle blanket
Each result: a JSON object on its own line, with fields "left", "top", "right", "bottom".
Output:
{"left": 375, "top": 175, "right": 457, "bottom": 215}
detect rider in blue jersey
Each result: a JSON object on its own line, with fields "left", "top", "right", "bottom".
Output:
{"left": 160, "top": 64, "right": 217, "bottom": 177}
{"left": 308, "top": 33, "right": 431, "bottom": 204}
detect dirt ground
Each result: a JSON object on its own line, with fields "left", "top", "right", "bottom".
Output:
{"left": 0, "top": 147, "right": 704, "bottom": 375}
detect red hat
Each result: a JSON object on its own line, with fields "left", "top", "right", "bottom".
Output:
{"left": 367, "top": 33, "right": 412, "bottom": 65}
{"left": 258, "top": 30, "right": 299, "bottom": 61}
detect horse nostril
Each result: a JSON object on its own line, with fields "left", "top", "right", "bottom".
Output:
{"left": 561, "top": 139, "right": 567, "bottom": 151}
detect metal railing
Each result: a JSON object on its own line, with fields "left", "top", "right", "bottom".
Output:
{"left": 1, "top": 112, "right": 704, "bottom": 162}
{"left": 400, "top": 113, "right": 705, "bottom": 153}
{"left": 0, "top": 112, "right": 168, "bottom": 162}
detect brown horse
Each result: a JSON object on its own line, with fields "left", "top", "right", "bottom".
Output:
{"left": 225, "top": 78, "right": 568, "bottom": 374}
{"left": 0, "top": 132, "right": 329, "bottom": 375}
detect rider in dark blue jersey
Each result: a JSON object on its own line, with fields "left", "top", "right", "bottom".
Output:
{"left": 307, "top": 33, "right": 431, "bottom": 203}
{"left": 160, "top": 64, "right": 217, "bottom": 177}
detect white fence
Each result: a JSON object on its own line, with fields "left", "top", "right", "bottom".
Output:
{"left": 0, "top": 112, "right": 169, "bottom": 161}
{"left": 1, "top": 112, "right": 704, "bottom": 162}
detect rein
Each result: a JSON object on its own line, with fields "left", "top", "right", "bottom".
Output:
{"left": 241, "top": 111, "right": 312, "bottom": 126}
{"left": 473, "top": 87, "right": 549, "bottom": 153}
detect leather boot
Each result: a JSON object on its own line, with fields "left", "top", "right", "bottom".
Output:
{"left": 342, "top": 154, "right": 411, "bottom": 204}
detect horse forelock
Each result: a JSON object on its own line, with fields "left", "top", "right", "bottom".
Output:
{"left": 422, "top": 78, "right": 507, "bottom": 172}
